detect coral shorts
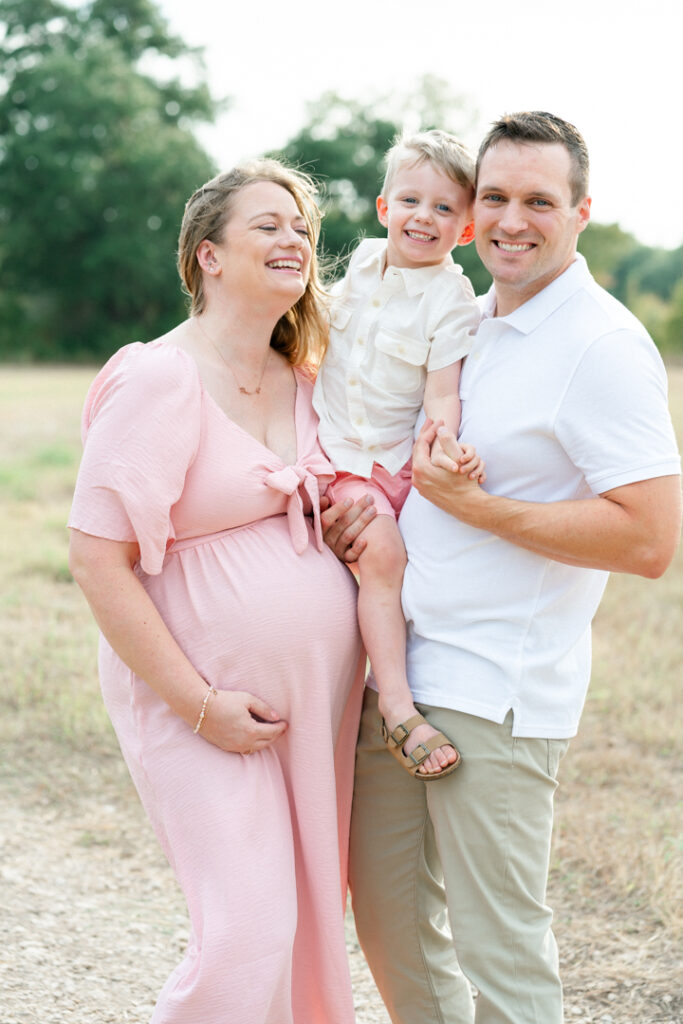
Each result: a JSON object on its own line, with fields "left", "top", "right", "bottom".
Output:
{"left": 327, "top": 459, "right": 413, "bottom": 519}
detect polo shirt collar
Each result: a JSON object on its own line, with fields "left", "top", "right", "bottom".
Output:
{"left": 357, "top": 238, "right": 456, "bottom": 298}
{"left": 482, "top": 254, "right": 592, "bottom": 334}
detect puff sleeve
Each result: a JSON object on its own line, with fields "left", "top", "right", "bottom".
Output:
{"left": 68, "top": 342, "right": 202, "bottom": 575}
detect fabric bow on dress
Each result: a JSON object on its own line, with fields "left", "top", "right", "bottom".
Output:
{"left": 265, "top": 455, "right": 334, "bottom": 555}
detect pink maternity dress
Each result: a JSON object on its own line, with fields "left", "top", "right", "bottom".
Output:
{"left": 68, "top": 341, "right": 365, "bottom": 1024}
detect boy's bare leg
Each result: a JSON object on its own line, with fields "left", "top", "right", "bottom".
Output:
{"left": 356, "top": 515, "right": 458, "bottom": 775}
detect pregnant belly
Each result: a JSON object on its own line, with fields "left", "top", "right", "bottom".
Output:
{"left": 140, "top": 515, "right": 361, "bottom": 717}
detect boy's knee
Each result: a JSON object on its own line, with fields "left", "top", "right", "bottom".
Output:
{"left": 360, "top": 521, "right": 407, "bottom": 579}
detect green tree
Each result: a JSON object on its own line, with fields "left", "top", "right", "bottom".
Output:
{"left": 271, "top": 78, "right": 492, "bottom": 296}
{"left": 272, "top": 90, "right": 399, "bottom": 260}
{"left": 621, "top": 244, "right": 683, "bottom": 305}
{"left": 659, "top": 277, "right": 683, "bottom": 353}
{"left": 578, "top": 224, "right": 683, "bottom": 347}
{"left": 577, "top": 222, "right": 641, "bottom": 297}
{"left": 0, "top": 0, "right": 218, "bottom": 360}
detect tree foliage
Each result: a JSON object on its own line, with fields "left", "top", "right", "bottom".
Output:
{"left": 0, "top": 0, "right": 217, "bottom": 360}
{"left": 273, "top": 85, "right": 682, "bottom": 350}
{"left": 270, "top": 77, "right": 492, "bottom": 296}
{"left": 0, "top": 24, "right": 680, "bottom": 362}
{"left": 578, "top": 225, "right": 683, "bottom": 349}
{"left": 659, "top": 277, "right": 683, "bottom": 353}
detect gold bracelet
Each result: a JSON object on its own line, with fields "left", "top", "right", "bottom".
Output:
{"left": 193, "top": 685, "right": 218, "bottom": 734}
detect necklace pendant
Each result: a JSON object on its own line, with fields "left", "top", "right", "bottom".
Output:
{"left": 193, "top": 318, "right": 269, "bottom": 396}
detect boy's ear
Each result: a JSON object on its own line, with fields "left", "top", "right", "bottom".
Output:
{"left": 376, "top": 195, "right": 389, "bottom": 228}
{"left": 457, "top": 221, "right": 475, "bottom": 246}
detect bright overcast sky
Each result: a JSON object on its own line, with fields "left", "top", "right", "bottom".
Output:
{"left": 158, "top": 0, "right": 681, "bottom": 250}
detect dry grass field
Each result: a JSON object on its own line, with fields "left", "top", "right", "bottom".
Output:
{"left": 0, "top": 364, "right": 681, "bottom": 1023}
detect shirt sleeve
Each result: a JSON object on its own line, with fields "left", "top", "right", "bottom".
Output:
{"left": 68, "top": 342, "right": 202, "bottom": 575}
{"left": 555, "top": 328, "right": 681, "bottom": 494}
{"left": 427, "top": 273, "right": 481, "bottom": 372}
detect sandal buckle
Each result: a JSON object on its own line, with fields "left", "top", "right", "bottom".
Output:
{"left": 406, "top": 741, "right": 431, "bottom": 767}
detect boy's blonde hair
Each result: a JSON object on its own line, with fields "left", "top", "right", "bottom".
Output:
{"left": 381, "top": 129, "right": 476, "bottom": 197}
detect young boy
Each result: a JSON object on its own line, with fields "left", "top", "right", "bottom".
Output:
{"left": 313, "top": 130, "right": 483, "bottom": 778}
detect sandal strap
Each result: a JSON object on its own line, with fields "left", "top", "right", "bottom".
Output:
{"left": 404, "top": 731, "right": 456, "bottom": 767}
{"left": 381, "top": 713, "right": 427, "bottom": 750}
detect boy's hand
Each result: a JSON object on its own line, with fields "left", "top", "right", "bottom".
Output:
{"left": 434, "top": 427, "right": 486, "bottom": 483}
{"left": 456, "top": 441, "right": 486, "bottom": 483}
{"left": 430, "top": 431, "right": 463, "bottom": 471}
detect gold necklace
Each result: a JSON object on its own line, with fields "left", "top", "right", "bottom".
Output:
{"left": 193, "top": 316, "right": 271, "bottom": 396}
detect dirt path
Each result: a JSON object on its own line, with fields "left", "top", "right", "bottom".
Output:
{"left": 1, "top": 739, "right": 680, "bottom": 1024}
{"left": 0, "top": 740, "right": 389, "bottom": 1024}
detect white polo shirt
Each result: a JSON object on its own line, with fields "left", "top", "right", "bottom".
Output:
{"left": 313, "top": 238, "right": 480, "bottom": 477}
{"left": 397, "top": 255, "right": 680, "bottom": 738}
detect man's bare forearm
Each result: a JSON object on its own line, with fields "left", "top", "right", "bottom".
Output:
{"left": 413, "top": 422, "right": 681, "bottom": 578}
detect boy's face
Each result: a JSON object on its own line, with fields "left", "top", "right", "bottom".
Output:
{"left": 377, "top": 160, "right": 474, "bottom": 270}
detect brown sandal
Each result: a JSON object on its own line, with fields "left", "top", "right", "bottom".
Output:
{"left": 381, "top": 713, "right": 461, "bottom": 781}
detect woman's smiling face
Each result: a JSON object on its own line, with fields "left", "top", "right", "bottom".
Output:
{"left": 212, "top": 181, "right": 312, "bottom": 308}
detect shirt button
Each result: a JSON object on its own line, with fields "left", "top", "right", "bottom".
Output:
{"left": 398, "top": 344, "right": 405, "bottom": 354}
{"left": 372, "top": 299, "right": 380, "bottom": 308}
{"left": 354, "top": 417, "right": 364, "bottom": 426}
{"left": 357, "top": 337, "right": 365, "bottom": 346}
{"left": 349, "top": 378, "right": 359, "bottom": 386}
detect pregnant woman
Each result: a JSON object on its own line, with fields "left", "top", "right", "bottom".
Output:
{"left": 68, "top": 160, "right": 367, "bottom": 1023}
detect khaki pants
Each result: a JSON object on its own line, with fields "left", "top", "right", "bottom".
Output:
{"left": 349, "top": 689, "right": 569, "bottom": 1024}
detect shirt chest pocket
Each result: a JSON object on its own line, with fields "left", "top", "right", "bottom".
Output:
{"left": 373, "top": 330, "right": 429, "bottom": 395}
{"left": 324, "top": 304, "right": 354, "bottom": 367}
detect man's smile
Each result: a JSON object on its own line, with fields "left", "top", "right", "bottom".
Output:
{"left": 494, "top": 241, "right": 536, "bottom": 252}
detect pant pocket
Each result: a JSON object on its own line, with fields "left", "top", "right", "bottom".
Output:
{"left": 547, "top": 737, "right": 570, "bottom": 778}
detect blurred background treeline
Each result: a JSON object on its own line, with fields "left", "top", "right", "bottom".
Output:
{"left": 1, "top": 0, "right": 681, "bottom": 363}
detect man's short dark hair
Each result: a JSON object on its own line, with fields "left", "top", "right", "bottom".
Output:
{"left": 476, "top": 111, "right": 590, "bottom": 206}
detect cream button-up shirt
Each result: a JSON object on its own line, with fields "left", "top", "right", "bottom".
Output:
{"left": 313, "top": 238, "right": 480, "bottom": 477}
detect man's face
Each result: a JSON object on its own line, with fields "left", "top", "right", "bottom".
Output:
{"left": 474, "top": 140, "right": 591, "bottom": 315}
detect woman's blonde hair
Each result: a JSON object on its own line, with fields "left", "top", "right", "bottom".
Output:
{"left": 177, "top": 159, "right": 328, "bottom": 366}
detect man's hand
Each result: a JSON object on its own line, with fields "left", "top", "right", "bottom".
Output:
{"left": 413, "top": 420, "right": 682, "bottom": 578}
{"left": 321, "top": 494, "right": 376, "bottom": 563}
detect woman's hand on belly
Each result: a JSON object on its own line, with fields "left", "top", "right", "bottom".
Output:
{"left": 200, "top": 690, "right": 287, "bottom": 754}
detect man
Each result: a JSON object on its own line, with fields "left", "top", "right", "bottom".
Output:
{"left": 346, "top": 112, "right": 681, "bottom": 1024}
